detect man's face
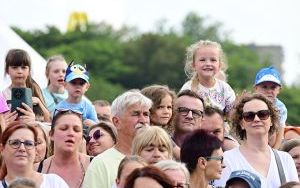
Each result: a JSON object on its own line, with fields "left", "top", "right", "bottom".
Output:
{"left": 113, "top": 103, "right": 150, "bottom": 141}
{"left": 94, "top": 105, "right": 112, "bottom": 121}
{"left": 255, "top": 81, "right": 281, "bottom": 101}
{"left": 201, "top": 113, "right": 224, "bottom": 141}
{"left": 174, "top": 95, "right": 204, "bottom": 133}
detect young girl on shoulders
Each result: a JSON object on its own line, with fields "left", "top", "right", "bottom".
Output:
{"left": 2, "top": 49, "right": 50, "bottom": 122}
{"left": 181, "top": 40, "right": 235, "bottom": 114}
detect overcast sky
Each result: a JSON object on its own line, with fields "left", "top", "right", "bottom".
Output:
{"left": 1, "top": 0, "right": 299, "bottom": 85}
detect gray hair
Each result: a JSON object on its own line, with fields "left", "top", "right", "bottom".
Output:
{"left": 280, "top": 138, "right": 300, "bottom": 152}
{"left": 8, "top": 178, "right": 36, "bottom": 188}
{"left": 111, "top": 89, "right": 152, "bottom": 117}
{"left": 155, "top": 159, "right": 190, "bottom": 184}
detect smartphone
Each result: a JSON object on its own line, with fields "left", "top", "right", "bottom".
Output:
{"left": 11, "top": 88, "right": 33, "bottom": 116}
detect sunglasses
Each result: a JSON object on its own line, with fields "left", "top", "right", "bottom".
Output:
{"left": 177, "top": 107, "right": 203, "bottom": 119}
{"left": 86, "top": 130, "right": 103, "bottom": 143}
{"left": 242, "top": 110, "right": 270, "bottom": 122}
{"left": 8, "top": 139, "right": 36, "bottom": 150}
{"left": 205, "top": 156, "right": 224, "bottom": 163}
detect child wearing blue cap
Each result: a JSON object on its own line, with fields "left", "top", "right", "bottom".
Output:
{"left": 254, "top": 66, "right": 287, "bottom": 149}
{"left": 55, "top": 62, "right": 98, "bottom": 126}
{"left": 225, "top": 170, "right": 261, "bottom": 188}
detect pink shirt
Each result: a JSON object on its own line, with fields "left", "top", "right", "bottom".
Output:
{"left": 0, "top": 94, "right": 9, "bottom": 113}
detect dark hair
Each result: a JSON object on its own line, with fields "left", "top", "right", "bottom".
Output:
{"left": 124, "top": 166, "right": 174, "bottom": 188}
{"left": 141, "top": 85, "right": 176, "bottom": 133}
{"left": 279, "top": 181, "right": 300, "bottom": 188}
{"left": 181, "top": 129, "right": 222, "bottom": 173}
{"left": 88, "top": 121, "right": 117, "bottom": 144}
{"left": 0, "top": 122, "right": 38, "bottom": 179}
{"left": 5, "top": 49, "right": 47, "bottom": 119}
{"left": 177, "top": 89, "right": 204, "bottom": 105}
{"left": 231, "top": 92, "right": 279, "bottom": 140}
{"left": 204, "top": 106, "right": 224, "bottom": 118}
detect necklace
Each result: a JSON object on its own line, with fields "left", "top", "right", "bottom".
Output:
{"left": 46, "top": 156, "right": 85, "bottom": 188}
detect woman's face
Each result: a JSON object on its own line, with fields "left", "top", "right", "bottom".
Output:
{"left": 87, "top": 127, "right": 115, "bottom": 156}
{"left": 34, "top": 127, "right": 47, "bottom": 163}
{"left": 2, "top": 128, "right": 36, "bottom": 168}
{"left": 47, "top": 60, "right": 67, "bottom": 88}
{"left": 164, "top": 169, "right": 188, "bottom": 188}
{"left": 288, "top": 146, "right": 300, "bottom": 178}
{"left": 51, "top": 114, "right": 83, "bottom": 153}
{"left": 139, "top": 141, "right": 170, "bottom": 164}
{"left": 204, "top": 148, "right": 224, "bottom": 180}
{"left": 116, "top": 161, "right": 145, "bottom": 188}
{"left": 151, "top": 95, "right": 173, "bottom": 126}
{"left": 241, "top": 99, "right": 272, "bottom": 137}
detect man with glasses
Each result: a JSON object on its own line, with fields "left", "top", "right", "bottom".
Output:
{"left": 173, "top": 90, "right": 204, "bottom": 147}
{"left": 83, "top": 90, "right": 152, "bottom": 188}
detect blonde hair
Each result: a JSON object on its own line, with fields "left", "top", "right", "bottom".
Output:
{"left": 184, "top": 40, "right": 227, "bottom": 91}
{"left": 132, "top": 126, "right": 173, "bottom": 159}
{"left": 45, "top": 55, "right": 67, "bottom": 86}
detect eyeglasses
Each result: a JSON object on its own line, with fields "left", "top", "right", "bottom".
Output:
{"left": 8, "top": 139, "right": 36, "bottom": 150}
{"left": 53, "top": 108, "right": 83, "bottom": 118}
{"left": 242, "top": 110, "right": 270, "bottom": 122}
{"left": 205, "top": 156, "right": 224, "bottom": 163}
{"left": 86, "top": 130, "right": 103, "bottom": 143}
{"left": 177, "top": 107, "right": 203, "bottom": 119}
{"left": 174, "top": 183, "right": 190, "bottom": 188}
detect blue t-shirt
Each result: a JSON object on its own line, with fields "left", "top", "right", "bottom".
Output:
{"left": 55, "top": 99, "right": 98, "bottom": 123}
{"left": 275, "top": 98, "right": 287, "bottom": 127}
{"left": 42, "top": 88, "right": 68, "bottom": 113}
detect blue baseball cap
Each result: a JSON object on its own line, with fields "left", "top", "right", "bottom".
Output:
{"left": 255, "top": 66, "right": 281, "bottom": 86}
{"left": 65, "top": 63, "right": 89, "bottom": 83}
{"left": 225, "top": 170, "right": 261, "bottom": 188}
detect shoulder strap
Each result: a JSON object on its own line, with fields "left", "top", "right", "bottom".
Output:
{"left": 90, "top": 156, "right": 94, "bottom": 162}
{"left": 37, "top": 159, "right": 45, "bottom": 173}
{"left": 2, "top": 180, "right": 7, "bottom": 188}
{"left": 273, "top": 149, "right": 286, "bottom": 184}
{"left": 50, "top": 92, "right": 59, "bottom": 104}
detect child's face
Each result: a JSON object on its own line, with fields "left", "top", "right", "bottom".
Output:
{"left": 65, "top": 78, "right": 89, "bottom": 98}
{"left": 8, "top": 65, "right": 30, "bottom": 86}
{"left": 48, "top": 60, "right": 67, "bottom": 88}
{"left": 193, "top": 46, "right": 221, "bottom": 80}
{"left": 151, "top": 95, "right": 173, "bottom": 126}
{"left": 255, "top": 81, "right": 281, "bottom": 101}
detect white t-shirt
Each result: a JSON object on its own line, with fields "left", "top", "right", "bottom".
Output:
{"left": 0, "top": 174, "right": 69, "bottom": 188}
{"left": 214, "top": 147, "right": 299, "bottom": 188}
{"left": 180, "top": 79, "right": 235, "bottom": 113}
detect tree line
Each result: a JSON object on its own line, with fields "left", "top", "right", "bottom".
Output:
{"left": 13, "top": 12, "right": 300, "bottom": 125}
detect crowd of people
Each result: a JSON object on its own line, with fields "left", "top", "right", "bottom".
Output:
{"left": 0, "top": 39, "right": 299, "bottom": 188}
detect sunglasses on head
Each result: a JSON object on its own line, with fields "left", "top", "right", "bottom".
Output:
{"left": 86, "top": 129, "right": 103, "bottom": 143}
{"left": 53, "top": 108, "right": 83, "bottom": 117}
{"left": 242, "top": 110, "right": 270, "bottom": 122}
